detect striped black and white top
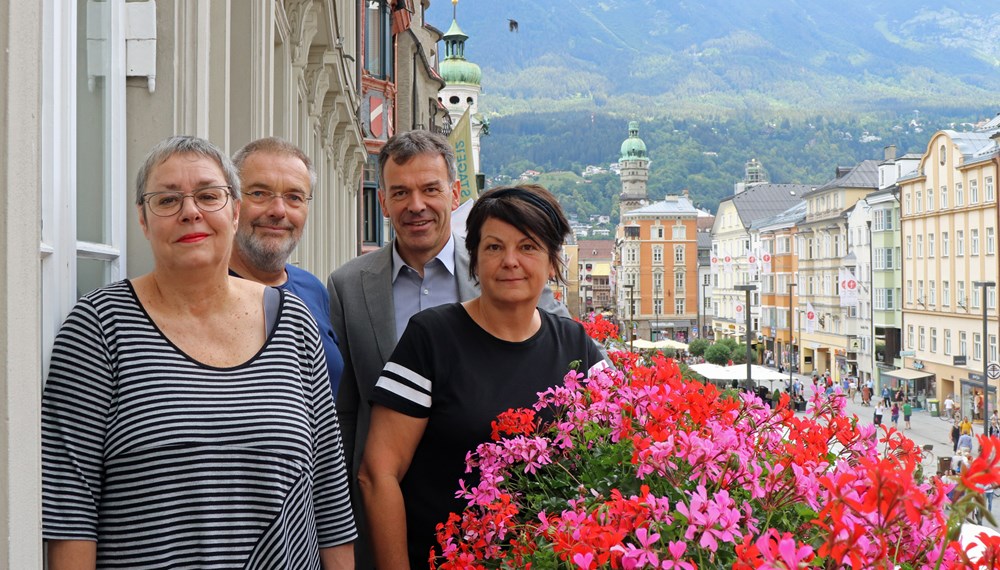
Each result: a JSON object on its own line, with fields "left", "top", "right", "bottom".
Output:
{"left": 42, "top": 280, "right": 357, "bottom": 569}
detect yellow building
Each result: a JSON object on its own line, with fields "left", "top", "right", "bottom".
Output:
{"left": 577, "top": 240, "right": 615, "bottom": 318}
{"left": 796, "top": 161, "right": 879, "bottom": 378}
{"left": 898, "top": 121, "right": 1000, "bottom": 415}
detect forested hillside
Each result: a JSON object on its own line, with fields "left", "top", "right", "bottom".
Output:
{"left": 481, "top": 110, "right": 996, "bottom": 217}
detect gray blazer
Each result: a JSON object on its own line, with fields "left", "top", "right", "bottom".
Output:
{"left": 328, "top": 234, "right": 567, "bottom": 475}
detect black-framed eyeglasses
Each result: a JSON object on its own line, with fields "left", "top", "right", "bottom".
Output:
{"left": 142, "top": 186, "right": 232, "bottom": 217}
{"left": 241, "top": 190, "right": 313, "bottom": 208}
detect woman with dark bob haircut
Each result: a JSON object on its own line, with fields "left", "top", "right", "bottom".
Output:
{"left": 359, "top": 185, "right": 608, "bottom": 568}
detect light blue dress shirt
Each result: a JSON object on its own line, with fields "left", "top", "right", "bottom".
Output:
{"left": 391, "top": 235, "right": 461, "bottom": 341}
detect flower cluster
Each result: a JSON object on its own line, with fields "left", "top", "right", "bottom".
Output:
{"left": 576, "top": 312, "right": 619, "bottom": 343}
{"left": 432, "top": 346, "right": 1000, "bottom": 568}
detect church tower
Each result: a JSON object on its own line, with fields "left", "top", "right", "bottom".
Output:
{"left": 618, "top": 121, "right": 650, "bottom": 221}
{"left": 438, "top": 0, "right": 484, "bottom": 172}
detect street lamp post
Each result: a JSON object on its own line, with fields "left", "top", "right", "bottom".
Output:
{"left": 653, "top": 284, "right": 659, "bottom": 341}
{"left": 974, "top": 281, "right": 995, "bottom": 436}
{"left": 788, "top": 282, "right": 797, "bottom": 390}
{"left": 701, "top": 282, "right": 709, "bottom": 340}
{"left": 735, "top": 284, "right": 757, "bottom": 391}
{"left": 697, "top": 281, "right": 702, "bottom": 341}
{"left": 624, "top": 284, "right": 635, "bottom": 352}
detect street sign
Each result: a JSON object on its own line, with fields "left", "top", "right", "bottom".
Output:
{"left": 900, "top": 350, "right": 915, "bottom": 357}
{"left": 692, "top": 326, "right": 699, "bottom": 334}
{"left": 954, "top": 355, "right": 967, "bottom": 366}
{"left": 988, "top": 362, "right": 1000, "bottom": 380}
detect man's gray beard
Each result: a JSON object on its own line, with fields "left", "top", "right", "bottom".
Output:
{"left": 235, "top": 229, "right": 298, "bottom": 274}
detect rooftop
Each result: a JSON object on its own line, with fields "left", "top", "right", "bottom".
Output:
{"left": 624, "top": 195, "right": 699, "bottom": 217}
{"left": 804, "top": 160, "right": 880, "bottom": 197}
{"left": 721, "top": 183, "right": 810, "bottom": 229}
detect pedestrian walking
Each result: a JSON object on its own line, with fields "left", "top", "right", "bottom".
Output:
{"left": 960, "top": 416, "right": 973, "bottom": 437}
{"left": 944, "top": 395, "right": 956, "bottom": 420}
{"left": 890, "top": 403, "right": 900, "bottom": 429}
{"left": 958, "top": 431, "right": 974, "bottom": 454}
{"left": 902, "top": 400, "right": 912, "bottom": 430}
{"left": 874, "top": 403, "right": 885, "bottom": 426}
{"left": 951, "top": 420, "right": 961, "bottom": 453}
{"left": 881, "top": 386, "right": 891, "bottom": 407}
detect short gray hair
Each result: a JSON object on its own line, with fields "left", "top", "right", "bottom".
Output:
{"left": 377, "top": 130, "right": 456, "bottom": 190}
{"left": 232, "top": 137, "right": 317, "bottom": 190}
{"left": 135, "top": 136, "right": 241, "bottom": 206}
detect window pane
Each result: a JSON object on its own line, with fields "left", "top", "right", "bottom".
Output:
{"left": 77, "top": 257, "right": 113, "bottom": 298}
{"left": 77, "top": 0, "right": 111, "bottom": 244}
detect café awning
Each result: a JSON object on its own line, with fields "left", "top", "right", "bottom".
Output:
{"left": 881, "top": 368, "right": 934, "bottom": 381}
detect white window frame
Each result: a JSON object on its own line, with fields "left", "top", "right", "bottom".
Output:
{"left": 41, "top": 1, "right": 129, "bottom": 371}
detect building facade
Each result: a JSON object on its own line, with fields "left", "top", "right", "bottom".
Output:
{"left": 795, "top": 161, "right": 878, "bottom": 379}
{"left": 710, "top": 183, "right": 805, "bottom": 344}
{"left": 1, "top": 0, "right": 443, "bottom": 562}
{"left": 578, "top": 240, "right": 615, "bottom": 318}
{"left": 616, "top": 197, "right": 701, "bottom": 342}
{"left": 898, "top": 122, "right": 1000, "bottom": 414}
{"left": 752, "top": 202, "right": 806, "bottom": 371}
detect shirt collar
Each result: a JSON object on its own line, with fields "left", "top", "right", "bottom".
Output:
{"left": 391, "top": 233, "right": 457, "bottom": 282}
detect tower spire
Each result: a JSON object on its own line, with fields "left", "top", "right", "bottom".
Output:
{"left": 452, "top": 0, "right": 458, "bottom": 20}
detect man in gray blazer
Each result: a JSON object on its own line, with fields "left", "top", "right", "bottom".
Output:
{"left": 328, "top": 130, "right": 566, "bottom": 567}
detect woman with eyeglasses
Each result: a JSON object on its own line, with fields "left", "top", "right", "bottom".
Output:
{"left": 41, "top": 136, "right": 356, "bottom": 569}
{"left": 359, "top": 185, "right": 607, "bottom": 568}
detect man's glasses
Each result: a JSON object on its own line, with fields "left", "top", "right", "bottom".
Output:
{"left": 242, "top": 190, "right": 313, "bottom": 208}
{"left": 142, "top": 186, "right": 232, "bottom": 217}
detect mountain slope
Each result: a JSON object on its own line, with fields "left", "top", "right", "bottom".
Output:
{"left": 428, "top": 0, "right": 1000, "bottom": 116}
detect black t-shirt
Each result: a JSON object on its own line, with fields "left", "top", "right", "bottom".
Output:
{"left": 372, "top": 303, "right": 606, "bottom": 568}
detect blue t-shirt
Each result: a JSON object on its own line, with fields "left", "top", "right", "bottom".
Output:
{"left": 230, "top": 265, "right": 344, "bottom": 396}
{"left": 282, "top": 265, "right": 345, "bottom": 396}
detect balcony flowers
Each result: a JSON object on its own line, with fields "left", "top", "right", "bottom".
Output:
{"left": 431, "top": 318, "right": 1000, "bottom": 568}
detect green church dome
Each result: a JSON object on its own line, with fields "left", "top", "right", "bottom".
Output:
{"left": 440, "top": 19, "right": 481, "bottom": 85}
{"left": 620, "top": 121, "right": 648, "bottom": 161}
{"left": 440, "top": 59, "right": 481, "bottom": 85}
